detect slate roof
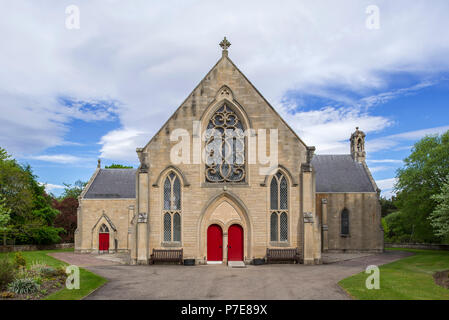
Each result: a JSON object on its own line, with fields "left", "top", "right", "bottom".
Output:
{"left": 311, "top": 155, "right": 376, "bottom": 193}
{"left": 83, "top": 156, "right": 376, "bottom": 198}
{"left": 84, "top": 169, "right": 137, "bottom": 199}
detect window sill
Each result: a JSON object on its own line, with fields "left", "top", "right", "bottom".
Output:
{"left": 269, "top": 241, "right": 290, "bottom": 247}
{"left": 201, "top": 182, "right": 249, "bottom": 188}
{"left": 340, "top": 234, "right": 350, "bottom": 238}
{"left": 161, "top": 241, "right": 182, "bottom": 248}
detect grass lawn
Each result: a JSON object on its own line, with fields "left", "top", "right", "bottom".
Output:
{"left": 0, "top": 249, "right": 107, "bottom": 300}
{"left": 339, "top": 248, "right": 449, "bottom": 300}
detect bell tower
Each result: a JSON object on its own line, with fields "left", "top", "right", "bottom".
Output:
{"left": 350, "top": 127, "right": 366, "bottom": 162}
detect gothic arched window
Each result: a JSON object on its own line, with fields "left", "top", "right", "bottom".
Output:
{"left": 205, "top": 104, "right": 245, "bottom": 183}
{"left": 99, "top": 224, "right": 109, "bottom": 233}
{"left": 163, "top": 172, "right": 182, "bottom": 242}
{"left": 341, "top": 209, "right": 350, "bottom": 236}
{"left": 270, "top": 172, "right": 288, "bottom": 242}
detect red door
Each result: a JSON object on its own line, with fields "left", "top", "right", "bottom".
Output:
{"left": 99, "top": 233, "right": 109, "bottom": 251}
{"left": 228, "top": 224, "right": 243, "bottom": 261}
{"left": 207, "top": 224, "right": 223, "bottom": 261}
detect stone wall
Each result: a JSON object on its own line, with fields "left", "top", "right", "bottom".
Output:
{"left": 317, "top": 192, "right": 384, "bottom": 252}
{"left": 0, "top": 243, "right": 74, "bottom": 253}
{"left": 75, "top": 198, "right": 135, "bottom": 253}
{"left": 386, "top": 243, "right": 449, "bottom": 251}
{"left": 135, "top": 54, "right": 319, "bottom": 264}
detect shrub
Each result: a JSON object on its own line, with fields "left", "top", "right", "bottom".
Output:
{"left": 8, "top": 278, "right": 40, "bottom": 295}
{"left": 30, "top": 261, "right": 56, "bottom": 277}
{"left": 0, "top": 256, "right": 16, "bottom": 290}
{"left": 14, "top": 252, "right": 27, "bottom": 269}
{"left": 54, "top": 266, "right": 67, "bottom": 277}
{"left": 41, "top": 267, "right": 57, "bottom": 277}
{"left": 0, "top": 291, "right": 15, "bottom": 299}
{"left": 15, "top": 267, "right": 35, "bottom": 280}
{"left": 32, "top": 275, "right": 43, "bottom": 285}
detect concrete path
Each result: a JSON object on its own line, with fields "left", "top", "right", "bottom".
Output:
{"left": 48, "top": 252, "right": 126, "bottom": 267}
{"left": 84, "top": 251, "right": 412, "bottom": 300}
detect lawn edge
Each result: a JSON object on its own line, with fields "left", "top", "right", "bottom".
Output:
{"left": 337, "top": 283, "right": 357, "bottom": 300}
{"left": 80, "top": 277, "right": 109, "bottom": 300}
{"left": 42, "top": 251, "right": 108, "bottom": 300}
{"left": 338, "top": 249, "right": 449, "bottom": 300}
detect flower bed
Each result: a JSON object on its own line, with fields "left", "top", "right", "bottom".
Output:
{"left": 0, "top": 252, "right": 68, "bottom": 300}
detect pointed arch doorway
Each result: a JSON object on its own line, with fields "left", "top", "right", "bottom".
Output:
{"left": 207, "top": 224, "right": 223, "bottom": 263}
{"left": 99, "top": 224, "right": 110, "bottom": 252}
{"left": 228, "top": 224, "right": 243, "bottom": 261}
{"left": 200, "top": 193, "right": 252, "bottom": 264}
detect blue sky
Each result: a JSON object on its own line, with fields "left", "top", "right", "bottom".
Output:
{"left": 1, "top": 1, "right": 449, "bottom": 198}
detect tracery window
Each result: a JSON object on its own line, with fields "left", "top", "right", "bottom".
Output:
{"left": 205, "top": 104, "right": 245, "bottom": 183}
{"left": 99, "top": 224, "right": 109, "bottom": 233}
{"left": 270, "top": 172, "right": 288, "bottom": 242}
{"left": 163, "top": 172, "right": 182, "bottom": 242}
{"left": 341, "top": 209, "right": 349, "bottom": 236}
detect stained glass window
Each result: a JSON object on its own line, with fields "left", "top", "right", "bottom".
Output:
{"left": 205, "top": 105, "right": 245, "bottom": 183}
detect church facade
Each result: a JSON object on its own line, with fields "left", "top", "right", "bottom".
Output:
{"left": 74, "top": 39, "right": 384, "bottom": 265}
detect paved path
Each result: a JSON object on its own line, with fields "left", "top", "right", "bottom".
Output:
{"left": 48, "top": 252, "right": 126, "bottom": 267}
{"left": 84, "top": 251, "right": 412, "bottom": 300}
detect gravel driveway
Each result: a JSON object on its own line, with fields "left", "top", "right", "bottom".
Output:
{"left": 83, "top": 251, "right": 411, "bottom": 300}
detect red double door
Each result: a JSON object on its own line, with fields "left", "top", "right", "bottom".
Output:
{"left": 99, "top": 233, "right": 109, "bottom": 251}
{"left": 207, "top": 224, "right": 243, "bottom": 261}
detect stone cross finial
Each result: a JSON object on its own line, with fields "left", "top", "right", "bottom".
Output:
{"left": 219, "top": 37, "right": 231, "bottom": 51}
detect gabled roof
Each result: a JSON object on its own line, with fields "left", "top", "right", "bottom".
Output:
{"left": 312, "top": 155, "right": 376, "bottom": 193}
{"left": 142, "top": 53, "right": 310, "bottom": 150}
{"left": 83, "top": 169, "right": 136, "bottom": 199}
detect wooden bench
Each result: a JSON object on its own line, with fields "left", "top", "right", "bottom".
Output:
{"left": 150, "top": 249, "right": 183, "bottom": 265}
{"left": 266, "top": 248, "right": 302, "bottom": 264}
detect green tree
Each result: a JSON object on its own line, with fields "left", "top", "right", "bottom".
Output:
{"left": 105, "top": 163, "right": 133, "bottom": 169}
{"left": 379, "top": 196, "right": 398, "bottom": 217}
{"left": 0, "top": 195, "right": 11, "bottom": 245}
{"left": 14, "top": 165, "right": 63, "bottom": 244}
{"left": 429, "top": 175, "right": 449, "bottom": 242}
{"left": 0, "top": 147, "right": 63, "bottom": 244}
{"left": 0, "top": 148, "right": 33, "bottom": 224}
{"left": 394, "top": 130, "right": 449, "bottom": 243}
{"left": 60, "top": 180, "right": 87, "bottom": 200}
{"left": 383, "top": 211, "right": 414, "bottom": 243}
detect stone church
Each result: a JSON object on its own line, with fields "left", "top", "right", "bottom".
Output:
{"left": 75, "top": 38, "right": 384, "bottom": 265}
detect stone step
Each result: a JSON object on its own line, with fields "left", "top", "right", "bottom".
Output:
{"left": 228, "top": 261, "right": 246, "bottom": 268}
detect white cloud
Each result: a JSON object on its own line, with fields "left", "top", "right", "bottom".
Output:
{"left": 1, "top": 1, "right": 449, "bottom": 160}
{"left": 359, "top": 81, "right": 436, "bottom": 109}
{"left": 367, "top": 159, "right": 403, "bottom": 164}
{"left": 370, "top": 166, "right": 392, "bottom": 173}
{"left": 280, "top": 106, "right": 392, "bottom": 154}
{"left": 28, "top": 154, "right": 88, "bottom": 164}
{"left": 376, "top": 178, "right": 398, "bottom": 198}
{"left": 40, "top": 182, "right": 65, "bottom": 193}
{"left": 99, "top": 128, "right": 148, "bottom": 161}
{"left": 367, "top": 125, "right": 449, "bottom": 152}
